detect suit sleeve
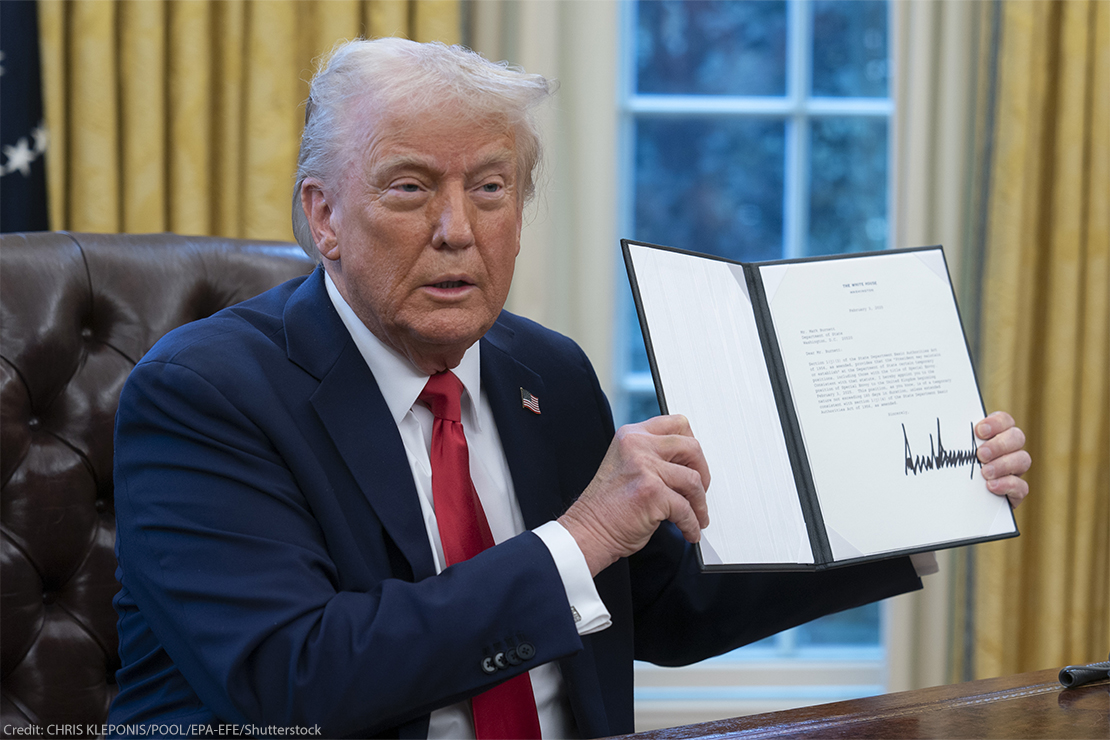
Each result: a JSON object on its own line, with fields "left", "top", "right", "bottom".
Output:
{"left": 112, "top": 358, "right": 585, "bottom": 736}
{"left": 567, "top": 339, "right": 923, "bottom": 668}
{"left": 628, "top": 522, "right": 921, "bottom": 666}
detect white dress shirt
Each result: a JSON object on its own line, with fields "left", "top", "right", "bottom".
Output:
{"left": 324, "top": 275, "right": 610, "bottom": 739}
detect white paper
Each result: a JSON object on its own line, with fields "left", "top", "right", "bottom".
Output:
{"left": 760, "top": 250, "right": 1016, "bottom": 559}
{"left": 627, "top": 244, "right": 813, "bottom": 565}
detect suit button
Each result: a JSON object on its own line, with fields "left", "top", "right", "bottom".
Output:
{"left": 481, "top": 657, "right": 497, "bottom": 674}
{"left": 494, "top": 652, "right": 508, "bottom": 669}
{"left": 517, "top": 642, "right": 535, "bottom": 660}
{"left": 505, "top": 648, "right": 522, "bottom": 666}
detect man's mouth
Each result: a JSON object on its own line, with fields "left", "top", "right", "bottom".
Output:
{"left": 430, "top": 280, "right": 470, "bottom": 289}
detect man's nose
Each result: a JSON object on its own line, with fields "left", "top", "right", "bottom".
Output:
{"left": 432, "top": 184, "right": 475, "bottom": 250}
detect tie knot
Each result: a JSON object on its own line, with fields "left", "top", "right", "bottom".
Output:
{"left": 420, "top": 371, "right": 464, "bottom": 422}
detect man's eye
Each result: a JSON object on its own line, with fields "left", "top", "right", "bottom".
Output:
{"left": 398, "top": 183, "right": 421, "bottom": 193}
{"left": 481, "top": 182, "right": 502, "bottom": 193}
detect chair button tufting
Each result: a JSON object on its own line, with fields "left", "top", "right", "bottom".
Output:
{"left": 1, "top": 231, "right": 317, "bottom": 728}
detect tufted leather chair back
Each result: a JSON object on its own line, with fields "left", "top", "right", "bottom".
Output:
{"left": 1, "top": 232, "right": 315, "bottom": 731}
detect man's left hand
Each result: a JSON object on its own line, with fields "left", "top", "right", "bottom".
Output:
{"left": 976, "top": 411, "right": 1031, "bottom": 507}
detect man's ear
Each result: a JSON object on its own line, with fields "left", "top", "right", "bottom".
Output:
{"left": 301, "top": 178, "right": 340, "bottom": 261}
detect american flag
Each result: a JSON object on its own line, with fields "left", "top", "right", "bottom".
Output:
{"left": 520, "top": 388, "right": 541, "bottom": 414}
{"left": 1, "top": 0, "right": 50, "bottom": 232}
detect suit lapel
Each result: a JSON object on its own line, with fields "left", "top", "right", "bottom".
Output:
{"left": 480, "top": 323, "right": 566, "bottom": 529}
{"left": 289, "top": 289, "right": 606, "bottom": 735}
{"left": 285, "top": 270, "right": 436, "bottom": 581}
{"left": 482, "top": 318, "right": 612, "bottom": 737}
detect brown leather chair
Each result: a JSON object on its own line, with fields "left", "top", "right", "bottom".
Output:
{"left": 1, "top": 232, "right": 314, "bottom": 732}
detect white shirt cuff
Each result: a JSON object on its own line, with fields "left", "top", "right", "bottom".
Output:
{"left": 533, "top": 521, "right": 612, "bottom": 635}
{"left": 910, "top": 551, "right": 939, "bottom": 577}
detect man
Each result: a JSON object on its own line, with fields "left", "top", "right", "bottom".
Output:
{"left": 109, "top": 39, "right": 1031, "bottom": 738}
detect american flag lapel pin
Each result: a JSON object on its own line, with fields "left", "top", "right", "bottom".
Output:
{"left": 520, "top": 388, "right": 541, "bottom": 414}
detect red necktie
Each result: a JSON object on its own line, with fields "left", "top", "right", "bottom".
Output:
{"left": 420, "top": 371, "right": 543, "bottom": 740}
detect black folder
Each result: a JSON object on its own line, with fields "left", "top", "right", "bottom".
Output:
{"left": 623, "top": 239, "right": 1018, "bottom": 571}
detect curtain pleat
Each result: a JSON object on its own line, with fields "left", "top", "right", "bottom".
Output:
{"left": 168, "top": 0, "right": 213, "bottom": 235}
{"left": 312, "top": 1, "right": 362, "bottom": 62}
{"left": 414, "top": 0, "right": 460, "bottom": 42}
{"left": 66, "top": 0, "right": 120, "bottom": 232}
{"left": 120, "top": 0, "right": 166, "bottom": 232}
{"left": 242, "top": 0, "right": 301, "bottom": 240}
{"left": 213, "top": 0, "right": 248, "bottom": 238}
{"left": 39, "top": 0, "right": 460, "bottom": 240}
{"left": 38, "top": 0, "right": 66, "bottom": 230}
{"left": 946, "top": 0, "right": 999, "bottom": 684}
{"left": 973, "top": 0, "right": 1109, "bottom": 678}
{"left": 1072, "top": 0, "right": 1110, "bottom": 664}
{"left": 367, "top": 0, "right": 409, "bottom": 38}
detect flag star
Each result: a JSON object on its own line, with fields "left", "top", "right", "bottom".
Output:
{"left": 3, "top": 137, "right": 36, "bottom": 177}
{"left": 32, "top": 123, "right": 49, "bottom": 154}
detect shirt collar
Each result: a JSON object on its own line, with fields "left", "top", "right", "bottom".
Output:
{"left": 324, "top": 272, "right": 482, "bottom": 429}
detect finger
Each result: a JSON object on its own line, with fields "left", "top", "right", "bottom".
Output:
{"left": 976, "top": 410, "right": 1016, "bottom": 440}
{"left": 640, "top": 413, "right": 696, "bottom": 437}
{"left": 620, "top": 417, "right": 709, "bottom": 488}
{"left": 661, "top": 487, "right": 705, "bottom": 543}
{"left": 981, "top": 449, "right": 1032, "bottom": 480}
{"left": 977, "top": 425, "right": 1027, "bottom": 464}
{"left": 658, "top": 460, "right": 710, "bottom": 529}
{"left": 649, "top": 432, "right": 711, "bottom": 492}
{"left": 985, "top": 474, "right": 1029, "bottom": 507}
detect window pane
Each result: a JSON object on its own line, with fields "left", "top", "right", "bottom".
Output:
{"left": 807, "top": 116, "right": 888, "bottom": 256}
{"left": 625, "top": 389, "right": 661, "bottom": 424}
{"left": 628, "top": 116, "right": 786, "bottom": 401}
{"left": 633, "top": 117, "right": 786, "bottom": 261}
{"left": 623, "top": 1, "right": 893, "bottom": 690}
{"left": 811, "top": 0, "right": 889, "bottom": 97}
{"left": 636, "top": 0, "right": 787, "bottom": 96}
{"left": 796, "top": 602, "right": 881, "bottom": 646}
{"left": 627, "top": 324, "right": 653, "bottom": 376}
{"left": 626, "top": 116, "right": 785, "bottom": 421}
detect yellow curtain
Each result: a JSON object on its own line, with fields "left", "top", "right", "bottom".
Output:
{"left": 38, "top": 0, "right": 460, "bottom": 240}
{"left": 973, "top": 0, "right": 1109, "bottom": 678}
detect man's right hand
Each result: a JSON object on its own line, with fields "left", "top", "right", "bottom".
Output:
{"left": 558, "top": 415, "right": 711, "bottom": 576}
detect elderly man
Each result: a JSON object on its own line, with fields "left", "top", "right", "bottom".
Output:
{"left": 109, "top": 39, "right": 1031, "bottom": 738}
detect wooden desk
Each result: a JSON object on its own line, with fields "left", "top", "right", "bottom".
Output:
{"left": 614, "top": 668, "right": 1108, "bottom": 739}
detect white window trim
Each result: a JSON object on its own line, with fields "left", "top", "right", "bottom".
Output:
{"left": 634, "top": 657, "right": 884, "bottom": 731}
{"left": 886, "top": 0, "right": 982, "bottom": 695}
{"left": 616, "top": 0, "right": 898, "bottom": 417}
{"left": 619, "top": 0, "right": 902, "bottom": 728}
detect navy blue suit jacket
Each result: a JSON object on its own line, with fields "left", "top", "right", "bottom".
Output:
{"left": 109, "top": 268, "right": 920, "bottom": 738}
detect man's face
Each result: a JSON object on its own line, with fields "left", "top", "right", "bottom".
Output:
{"left": 311, "top": 104, "right": 524, "bottom": 374}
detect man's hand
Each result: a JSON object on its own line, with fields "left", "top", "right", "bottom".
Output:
{"left": 559, "top": 415, "right": 711, "bottom": 577}
{"left": 976, "top": 410, "right": 1031, "bottom": 507}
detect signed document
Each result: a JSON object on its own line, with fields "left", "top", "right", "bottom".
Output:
{"left": 623, "top": 240, "right": 1018, "bottom": 571}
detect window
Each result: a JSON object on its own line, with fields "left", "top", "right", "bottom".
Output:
{"left": 617, "top": 0, "right": 893, "bottom": 727}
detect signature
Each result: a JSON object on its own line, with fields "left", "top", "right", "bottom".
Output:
{"left": 903, "top": 419, "right": 981, "bottom": 479}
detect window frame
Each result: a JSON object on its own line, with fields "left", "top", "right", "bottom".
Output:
{"left": 615, "top": 0, "right": 898, "bottom": 726}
